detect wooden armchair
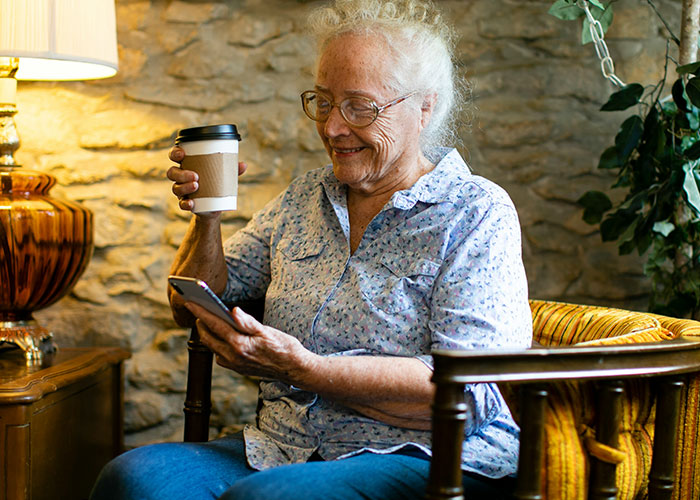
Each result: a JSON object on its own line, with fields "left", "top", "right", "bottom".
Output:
{"left": 182, "top": 299, "right": 700, "bottom": 499}
{"left": 428, "top": 300, "right": 700, "bottom": 500}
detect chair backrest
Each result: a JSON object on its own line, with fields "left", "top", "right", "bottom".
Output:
{"left": 530, "top": 300, "right": 681, "bottom": 347}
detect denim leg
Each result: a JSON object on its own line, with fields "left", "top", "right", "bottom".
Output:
{"left": 90, "top": 433, "right": 253, "bottom": 500}
{"left": 219, "top": 451, "right": 513, "bottom": 500}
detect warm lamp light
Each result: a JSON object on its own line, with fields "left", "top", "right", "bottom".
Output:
{"left": 0, "top": 0, "right": 118, "bottom": 363}
{"left": 0, "top": 0, "right": 118, "bottom": 81}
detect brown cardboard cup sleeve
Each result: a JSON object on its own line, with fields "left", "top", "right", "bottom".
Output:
{"left": 181, "top": 153, "right": 238, "bottom": 199}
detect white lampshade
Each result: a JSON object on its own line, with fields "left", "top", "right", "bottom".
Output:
{"left": 0, "top": 0, "right": 118, "bottom": 81}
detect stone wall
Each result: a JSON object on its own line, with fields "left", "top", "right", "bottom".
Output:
{"left": 14, "top": 0, "right": 678, "bottom": 446}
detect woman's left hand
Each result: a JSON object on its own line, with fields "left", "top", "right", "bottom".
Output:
{"left": 184, "top": 302, "right": 316, "bottom": 383}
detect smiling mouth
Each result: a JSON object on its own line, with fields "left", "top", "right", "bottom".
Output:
{"left": 333, "top": 147, "right": 365, "bottom": 154}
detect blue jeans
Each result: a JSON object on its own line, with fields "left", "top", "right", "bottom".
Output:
{"left": 90, "top": 433, "right": 514, "bottom": 500}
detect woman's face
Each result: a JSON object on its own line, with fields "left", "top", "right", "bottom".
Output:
{"left": 315, "top": 33, "right": 428, "bottom": 195}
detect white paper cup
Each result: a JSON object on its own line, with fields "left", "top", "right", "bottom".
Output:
{"left": 175, "top": 125, "right": 241, "bottom": 213}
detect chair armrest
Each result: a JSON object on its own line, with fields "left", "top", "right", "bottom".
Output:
{"left": 431, "top": 337, "right": 700, "bottom": 385}
{"left": 427, "top": 337, "right": 700, "bottom": 500}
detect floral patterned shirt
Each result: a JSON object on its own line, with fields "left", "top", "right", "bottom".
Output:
{"left": 221, "top": 148, "right": 532, "bottom": 478}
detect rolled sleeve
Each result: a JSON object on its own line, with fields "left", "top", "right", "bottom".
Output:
{"left": 221, "top": 192, "right": 282, "bottom": 303}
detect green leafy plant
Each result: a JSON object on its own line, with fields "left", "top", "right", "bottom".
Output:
{"left": 550, "top": 0, "right": 700, "bottom": 318}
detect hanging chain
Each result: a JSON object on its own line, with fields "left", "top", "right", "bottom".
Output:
{"left": 576, "top": 0, "right": 626, "bottom": 87}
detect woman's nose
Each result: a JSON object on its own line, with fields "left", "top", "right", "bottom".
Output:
{"left": 323, "top": 105, "right": 350, "bottom": 137}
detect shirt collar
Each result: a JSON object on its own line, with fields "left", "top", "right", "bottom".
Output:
{"left": 319, "top": 147, "right": 471, "bottom": 211}
{"left": 393, "top": 147, "right": 471, "bottom": 207}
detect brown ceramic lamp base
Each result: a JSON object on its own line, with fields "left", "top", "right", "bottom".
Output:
{"left": 0, "top": 166, "right": 93, "bottom": 364}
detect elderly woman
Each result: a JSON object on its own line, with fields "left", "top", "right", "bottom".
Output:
{"left": 90, "top": 1, "right": 531, "bottom": 499}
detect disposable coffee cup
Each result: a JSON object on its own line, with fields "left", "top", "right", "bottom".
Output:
{"left": 175, "top": 124, "right": 241, "bottom": 213}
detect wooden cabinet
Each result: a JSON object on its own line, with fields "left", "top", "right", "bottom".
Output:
{"left": 0, "top": 347, "right": 130, "bottom": 500}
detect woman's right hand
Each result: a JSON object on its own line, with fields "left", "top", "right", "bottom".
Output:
{"left": 167, "top": 146, "right": 248, "bottom": 213}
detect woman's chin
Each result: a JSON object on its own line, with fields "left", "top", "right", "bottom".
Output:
{"left": 332, "top": 162, "right": 366, "bottom": 185}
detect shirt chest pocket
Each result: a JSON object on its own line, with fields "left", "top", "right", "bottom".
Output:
{"left": 271, "top": 237, "right": 326, "bottom": 292}
{"left": 361, "top": 253, "right": 442, "bottom": 314}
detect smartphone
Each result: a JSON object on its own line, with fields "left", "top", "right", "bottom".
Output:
{"left": 168, "top": 275, "right": 237, "bottom": 327}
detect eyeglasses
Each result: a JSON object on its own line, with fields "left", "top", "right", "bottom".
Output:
{"left": 300, "top": 90, "right": 417, "bottom": 128}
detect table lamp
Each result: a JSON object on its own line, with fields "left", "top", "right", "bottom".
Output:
{"left": 0, "top": 0, "right": 118, "bottom": 363}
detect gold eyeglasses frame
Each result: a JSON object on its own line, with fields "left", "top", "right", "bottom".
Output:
{"left": 300, "top": 90, "right": 418, "bottom": 128}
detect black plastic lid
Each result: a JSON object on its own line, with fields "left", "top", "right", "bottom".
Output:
{"left": 175, "top": 124, "right": 241, "bottom": 144}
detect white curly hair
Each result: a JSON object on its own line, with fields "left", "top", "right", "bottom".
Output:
{"left": 307, "top": 0, "right": 466, "bottom": 153}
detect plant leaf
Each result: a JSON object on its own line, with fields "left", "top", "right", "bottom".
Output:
{"left": 682, "top": 163, "right": 700, "bottom": 214}
{"left": 620, "top": 190, "right": 647, "bottom": 212}
{"left": 618, "top": 215, "right": 640, "bottom": 243}
{"left": 582, "top": 3, "right": 613, "bottom": 45}
{"left": 600, "top": 84, "right": 644, "bottom": 111}
{"left": 598, "top": 146, "right": 621, "bottom": 169}
{"left": 613, "top": 214, "right": 641, "bottom": 255}
{"left": 600, "top": 210, "right": 637, "bottom": 242}
{"left": 677, "top": 61, "right": 700, "bottom": 76}
{"left": 615, "top": 115, "right": 644, "bottom": 163}
{"left": 686, "top": 77, "right": 700, "bottom": 108}
{"left": 639, "top": 106, "right": 665, "bottom": 160}
{"left": 690, "top": 109, "right": 700, "bottom": 130}
{"left": 672, "top": 78, "right": 689, "bottom": 113}
{"left": 618, "top": 239, "right": 637, "bottom": 255}
{"left": 634, "top": 156, "right": 655, "bottom": 188}
{"left": 636, "top": 228, "right": 653, "bottom": 255}
{"left": 684, "top": 141, "right": 700, "bottom": 160}
{"left": 652, "top": 221, "right": 675, "bottom": 237}
{"left": 588, "top": 0, "right": 606, "bottom": 9}
{"left": 612, "top": 171, "right": 631, "bottom": 188}
{"left": 578, "top": 190, "right": 613, "bottom": 224}
{"left": 548, "top": 0, "right": 584, "bottom": 20}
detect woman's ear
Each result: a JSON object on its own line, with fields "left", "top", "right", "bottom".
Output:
{"left": 420, "top": 93, "right": 437, "bottom": 129}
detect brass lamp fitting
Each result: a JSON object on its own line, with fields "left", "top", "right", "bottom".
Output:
{"left": 0, "top": 57, "right": 19, "bottom": 166}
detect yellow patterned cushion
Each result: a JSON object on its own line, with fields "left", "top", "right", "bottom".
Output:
{"left": 674, "top": 376, "right": 700, "bottom": 500}
{"left": 530, "top": 300, "right": 677, "bottom": 347}
{"left": 527, "top": 300, "right": 682, "bottom": 500}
